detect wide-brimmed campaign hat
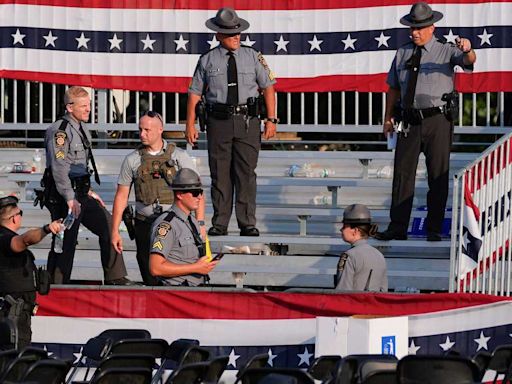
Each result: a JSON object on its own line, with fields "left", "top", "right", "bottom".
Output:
{"left": 171, "top": 168, "right": 203, "bottom": 191}
{"left": 205, "top": 7, "right": 250, "bottom": 34}
{"left": 400, "top": 2, "right": 443, "bottom": 28}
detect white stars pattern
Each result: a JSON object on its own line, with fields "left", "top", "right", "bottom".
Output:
{"left": 267, "top": 348, "right": 277, "bottom": 367}
{"left": 141, "top": 34, "right": 156, "bottom": 51}
{"left": 108, "top": 33, "right": 123, "bottom": 51}
{"left": 228, "top": 348, "right": 240, "bottom": 368}
{"left": 43, "top": 31, "right": 58, "bottom": 47}
{"left": 443, "top": 29, "right": 459, "bottom": 44}
{"left": 274, "top": 35, "right": 289, "bottom": 53}
{"left": 75, "top": 32, "right": 90, "bottom": 50}
{"left": 308, "top": 35, "right": 323, "bottom": 52}
{"left": 439, "top": 336, "right": 456, "bottom": 351}
{"left": 474, "top": 331, "right": 491, "bottom": 351}
{"left": 477, "top": 28, "right": 493, "bottom": 46}
{"left": 11, "top": 29, "right": 26, "bottom": 46}
{"left": 408, "top": 340, "right": 421, "bottom": 355}
{"left": 341, "top": 33, "right": 357, "bottom": 50}
{"left": 207, "top": 35, "right": 220, "bottom": 49}
{"left": 375, "top": 32, "right": 391, "bottom": 48}
{"left": 174, "top": 34, "right": 189, "bottom": 51}
{"left": 242, "top": 35, "right": 256, "bottom": 47}
{"left": 297, "top": 346, "right": 313, "bottom": 367}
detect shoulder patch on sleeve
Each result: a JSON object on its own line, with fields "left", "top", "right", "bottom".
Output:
{"left": 152, "top": 240, "right": 163, "bottom": 250}
{"left": 55, "top": 131, "right": 67, "bottom": 147}
{"left": 55, "top": 151, "right": 65, "bottom": 160}
{"left": 337, "top": 252, "right": 349, "bottom": 274}
{"left": 257, "top": 52, "right": 275, "bottom": 81}
{"left": 156, "top": 222, "right": 171, "bottom": 238}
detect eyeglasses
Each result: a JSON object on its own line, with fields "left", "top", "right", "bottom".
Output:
{"left": 8, "top": 210, "right": 23, "bottom": 220}
{"left": 143, "top": 110, "right": 163, "bottom": 124}
{"left": 188, "top": 190, "right": 203, "bottom": 197}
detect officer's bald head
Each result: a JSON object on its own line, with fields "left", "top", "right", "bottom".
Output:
{"left": 139, "top": 113, "right": 164, "bottom": 148}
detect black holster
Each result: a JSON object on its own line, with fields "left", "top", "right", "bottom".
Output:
{"left": 71, "top": 175, "right": 91, "bottom": 196}
{"left": 122, "top": 205, "right": 136, "bottom": 240}
{"left": 39, "top": 168, "right": 65, "bottom": 210}
{"left": 36, "top": 267, "right": 51, "bottom": 295}
{"left": 195, "top": 100, "right": 207, "bottom": 132}
{"left": 442, "top": 91, "right": 459, "bottom": 122}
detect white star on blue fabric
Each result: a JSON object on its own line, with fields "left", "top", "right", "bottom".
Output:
{"left": 242, "top": 35, "right": 256, "bottom": 47}
{"left": 141, "top": 34, "right": 156, "bottom": 51}
{"left": 207, "top": 35, "right": 219, "bottom": 49}
{"left": 108, "top": 33, "right": 123, "bottom": 51}
{"left": 297, "top": 346, "right": 313, "bottom": 366}
{"left": 375, "top": 32, "right": 391, "bottom": 48}
{"left": 174, "top": 34, "right": 189, "bottom": 52}
{"left": 228, "top": 348, "right": 240, "bottom": 368}
{"left": 443, "top": 29, "right": 459, "bottom": 44}
{"left": 308, "top": 35, "right": 323, "bottom": 52}
{"left": 408, "top": 340, "right": 421, "bottom": 355}
{"left": 43, "top": 31, "right": 58, "bottom": 47}
{"left": 474, "top": 331, "right": 491, "bottom": 351}
{"left": 11, "top": 29, "right": 26, "bottom": 46}
{"left": 341, "top": 33, "right": 357, "bottom": 50}
{"left": 75, "top": 33, "right": 90, "bottom": 49}
{"left": 43, "top": 345, "right": 54, "bottom": 357}
{"left": 267, "top": 348, "right": 277, "bottom": 367}
{"left": 274, "top": 35, "right": 289, "bottom": 53}
{"left": 477, "top": 29, "right": 493, "bottom": 46}
{"left": 439, "top": 336, "right": 455, "bottom": 351}
{"left": 73, "top": 346, "right": 83, "bottom": 364}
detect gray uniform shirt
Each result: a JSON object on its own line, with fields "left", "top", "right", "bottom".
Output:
{"left": 336, "top": 239, "right": 388, "bottom": 292}
{"left": 189, "top": 45, "right": 276, "bottom": 104}
{"left": 44, "top": 114, "right": 92, "bottom": 201}
{"left": 387, "top": 37, "right": 472, "bottom": 109}
{"left": 117, "top": 140, "right": 198, "bottom": 217}
{"left": 149, "top": 205, "right": 203, "bottom": 286}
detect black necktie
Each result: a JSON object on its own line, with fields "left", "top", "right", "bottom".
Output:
{"left": 226, "top": 52, "right": 238, "bottom": 105}
{"left": 403, "top": 46, "right": 422, "bottom": 109}
{"left": 78, "top": 123, "right": 101, "bottom": 185}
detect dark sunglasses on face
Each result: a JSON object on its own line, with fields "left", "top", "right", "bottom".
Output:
{"left": 189, "top": 190, "right": 203, "bottom": 197}
{"left": 8, "top": 210, "right": 23, "bottom": 220}
{"left": 143, "top": 110, "right": 163, "bottom": 124}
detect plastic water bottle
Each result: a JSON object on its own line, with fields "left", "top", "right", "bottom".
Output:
{"left": 32, "top": 149, "right": 42, "bottom": 173}
{"left": 53, "top": 210, "right": 76, "bottom": 254}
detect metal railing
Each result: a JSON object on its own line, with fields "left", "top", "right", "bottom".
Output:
{"left": 450, "top": 131, "right": 512, "bottom": 295}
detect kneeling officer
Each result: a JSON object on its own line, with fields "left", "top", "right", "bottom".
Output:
{"left": 336, "top": 204, "right": 388, "bottom": 292}
{"left": 0, "top": 196, "right": 62, "bottom": 349}
{"left": 149, "top": 169, "right": 218, "bottom": 286}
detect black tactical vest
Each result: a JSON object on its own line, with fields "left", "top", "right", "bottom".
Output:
{"left": 0, "top": 227, "right": 36, "bottom": 293}
{"left": 134, "top": 143, "right": 177, "bottom": 205}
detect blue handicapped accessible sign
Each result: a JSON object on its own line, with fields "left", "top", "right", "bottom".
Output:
{"left": 381, "top": 336, "right": 396, "bottom": 355}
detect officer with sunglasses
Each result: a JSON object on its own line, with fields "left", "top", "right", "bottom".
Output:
{"left": 148, "top": 169, "right": 218, "bottom": 286}
{"left": 112, "top": 111, "right": 205, "bottom": 285}
{"left": 44, "top": 86, "right": 133, "bottom": 285}
{"left": 186, "top": 7, "right": 277, "bottom": 237}
{"left": 0, "top": 195, "right": 62, "bottom": 348}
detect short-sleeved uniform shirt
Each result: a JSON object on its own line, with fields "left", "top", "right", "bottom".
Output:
{"left": 44, "top": 114, "right": 92, "bottom": 201}
{"left": 149, "top": 205, "right": 203, "bottom": 286}
{"left": 117, "top": 140, "right": 198, "bottom": 217}
{"left": 0, "top": 226, "right": 36, "bottom": 293}
{"left": 336, "top": 239, "right": 388, "bottom": 292}
{"left": 387, "top": 37, "right": 472, "bottom": 109}
{"left": 188, "top": 45, "right": 276, "bottom": 104}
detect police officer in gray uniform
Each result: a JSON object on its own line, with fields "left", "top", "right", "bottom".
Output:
{"left": 336, "top": 204, "right": 388, "bottom": 292}
{"left": 186, "top": 7, "right": 278, "bottom": 237}
{"left": 112, "top": 111, "right": 205, "bottom": 286}
{"left": 149, "top": 169, "right": 218, "bottom": 286}
{"left": 44, "top": 86, "right": 132, "bottom": 285}
{"left": 376, "top": 2, "right": 476, "bottom": 242}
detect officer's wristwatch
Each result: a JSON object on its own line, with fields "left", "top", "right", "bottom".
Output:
{"left": 198, "top": 220, "right": 206, "bottom": 226}
{"left": 265, "top": 117, "right": 279, "bottom": 124}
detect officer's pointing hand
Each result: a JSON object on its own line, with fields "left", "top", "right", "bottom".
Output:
{"left": 185, "top": 124, "right": 199, "bottom": 145}
{"left": 195, "top": 255, "right": 218, "bottom": 274}
{"left": 455, "top": 37, "right": 471, "bottom": 53}
{"left": 67, "top": 199, "right": 81, "bottom": 217}
{"left": 112, "top": 231, "right": 123, "bottom": 254}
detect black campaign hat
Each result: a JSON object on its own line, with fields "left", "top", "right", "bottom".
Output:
{"left": 400, "top": 2, "right": 443, "bottom": 28}
{"left": 0, "top": 195, "right": 19, "bottom": 209}
{"left": 205, "top": 7, "right": 250, "bottom": 34}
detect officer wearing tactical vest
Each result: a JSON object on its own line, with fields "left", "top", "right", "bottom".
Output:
{"left": 44, "top": 86, "right": 132, "bottom": 285}
{"left": 112, "top": 111, "right": 205, "bottom": 285}
{"left": 336, "top": 204, "right": 388, "bottom": 292}
{"left": 186, "top": 7, "right": 277, "bottom": 237}
{"left": 0, "top": 196, "right": 62, "bottom": 349}
{"left": 149, "top": 168, "right": 218, "bottom": 286}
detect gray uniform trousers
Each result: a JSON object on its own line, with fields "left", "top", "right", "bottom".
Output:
{"left": 207, "top": 114, "right": 260, "bottom": 229}
{"left": 389, "top": 113, "right": 453, "bottom": 235}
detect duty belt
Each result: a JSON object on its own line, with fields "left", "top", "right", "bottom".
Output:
{"left": 404, "top": 106, "right": 444, "bottom": 124}
{"left": 207, "top": 103, "right": 248, "bottom": 119}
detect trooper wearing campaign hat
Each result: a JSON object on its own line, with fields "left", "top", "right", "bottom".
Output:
{"left": 0, "top": 196, "right": 63, "bottom": 348}
{"left": 148, "top": 169, "right": 218, "bottom": 286}
{"left": 336, "top": 204, "right": 388, "bottom": 292}
{"left": 186, "top": 7, "right": 278, "bottom": 238}
{"left": 376, "top": 2, "right": 476, "bottom": 243}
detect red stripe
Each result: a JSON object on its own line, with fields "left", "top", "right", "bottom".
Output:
{"left": 0, "top": 0, "right": 508, "bottom": 10}
{"left": 35, "top": 289, "right": 511, "bottom": 319}
{"left": 464, "top": 177, "right": 481, "bottom": 220}
{"left": 2, "top": 70, "right": 511, "bottom": 94}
